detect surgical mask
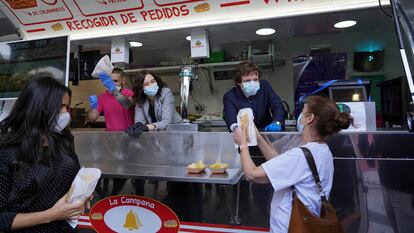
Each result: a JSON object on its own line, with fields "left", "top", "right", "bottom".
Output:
{"left": 144, "top": 83, "right": 159, "bottom": 97}
{"left": 296, "top": 113, "right": 304, "bottom": 132}
{"left": 53, "top": 112, "right": 71, "bottom": 132}
{"left": 242, "top": 81, "right": 260, "bottom": 97}
{"left": 115, "top": 85, "right": 122, "bottom": 91}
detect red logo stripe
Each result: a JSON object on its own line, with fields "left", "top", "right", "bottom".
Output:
{"left": 26, "top": 28, "right": 46, "bottom": 33}
{"left": 220, "top": 1, "right": 250, "bottom": 7}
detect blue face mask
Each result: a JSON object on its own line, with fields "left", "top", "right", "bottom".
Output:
{"left": 296, "top": 113, "right": 304, "bottom": 132}
{"left": 144, "top": 83, "right": 159, "bottom": 97}
{"left": 242, "top": 81, "right": 260, "bottom": 97}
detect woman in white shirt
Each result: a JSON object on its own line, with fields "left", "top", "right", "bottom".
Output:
{"left": 233, "top": 95, "right": 353, "bottom": 233}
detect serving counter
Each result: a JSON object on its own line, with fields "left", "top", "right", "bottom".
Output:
{"left": 74, "top": 130, "right": 414, "bottom": 232}
{"left": 74, "top": 131, "right": 242, "bottom": 185}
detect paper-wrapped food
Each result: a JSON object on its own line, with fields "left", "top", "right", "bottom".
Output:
{"left": 91, "top": 55, "right": 114, "bottom": 78}
{"left": 209, "top": 161, "right": 229, "bottom": 174}
{"left": 66, "top": 167, "right": 101, "bottom": 228}
{"left": 187, "top": 160, "right": 207, "bottom": 174}
{"left": 237, "top": 108, "right": 257, "bottom": 146}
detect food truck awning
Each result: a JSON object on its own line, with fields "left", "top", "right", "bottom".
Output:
{"left": 0, "top": 0, "right": 390, "bottom": 41}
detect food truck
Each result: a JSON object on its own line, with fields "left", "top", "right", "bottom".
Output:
{"left": 1, "top": 0, "right": 414, "bottom": 232}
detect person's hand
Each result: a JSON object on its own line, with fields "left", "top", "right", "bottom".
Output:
{"left": 125, "top": 122, "right": 149, "bottom": 138}
{"left": 98, "top": 72, "right": 116, "bottom": 92}
{"left": 253, "top": 123, "right": 260, "bottom": 135}
{"left": 264, "top": 121, "right": 281, "bottom": 132}
{"left": 233, "top": 127, "right": 247, "bottom": 146}
{"left": 47, "top": 194, "right": 85, "bottom": 221}
{"left": 85, "top": 194, "right": 93, "bottom": 210}
{"left": 89, "top": 95, "right": 98, "bottom": 109}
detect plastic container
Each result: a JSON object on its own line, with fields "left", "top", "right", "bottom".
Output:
{"left": 206, "top": 51, "right": 225, "bottom": 63}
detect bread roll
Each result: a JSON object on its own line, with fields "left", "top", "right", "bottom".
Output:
{"left": 194, "top": 3, "right": 210, "bottom": 12}
{"left": 91, "top": 212, "right": 103, "bottom": 220}
{"left": 240, "top": 113, "right": 250, "bottom": 143}
{"left": 51, "top": 23, "right": 63, "bottom": 31}
{"left": 164, "top": 220, "right": 178, "bottom": 228}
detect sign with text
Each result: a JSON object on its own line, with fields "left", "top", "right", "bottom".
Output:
{"left": 154, "top": 0, "right": 206, "bottom": 7}
{"left": 73, "top": 0, "right": 144, "bottom": 17}
{"left": 89, "top": 195, "right": 180, "bottom": 233}
{"left": 0, "top": 0, "right": 72, "bottom": 26}
{"left": 0, "top": 0, "right": 389, "bottom": 40}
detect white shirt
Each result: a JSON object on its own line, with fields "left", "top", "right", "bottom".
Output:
{"left": 261, "top": 142, "right": 334, "bottom": 233}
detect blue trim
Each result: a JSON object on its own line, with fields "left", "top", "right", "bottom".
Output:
{"left": 299, "top": 79, "right": 338, "bottom": 102}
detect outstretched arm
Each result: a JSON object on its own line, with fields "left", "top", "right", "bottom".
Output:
{"left": 98, "top": 73, "right": 133, "bottom": 109}
{"left": 256, "top": 127, "right": 280, "bottom": 160}
{"left": 233, "top": 128, "right": 269, "bottom": 184}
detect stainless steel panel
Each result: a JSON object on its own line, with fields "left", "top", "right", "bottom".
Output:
{"left": 166, "top": 123, "right": 198, "bottom": 132}
{"left": 74, "top": 131, "right": 241, "bottom": 184}
{"left": 75, "top": 131, "right": 414, "bottom": 232}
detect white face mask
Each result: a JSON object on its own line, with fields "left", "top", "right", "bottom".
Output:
{"left": 53, "top": 112, "right": 71, "bottom": 132}
{"left": 115, "top": 85, "right": 122, "bottom": 91}
{"left": 296, "top": 113, "right": 304, "bottom": 132}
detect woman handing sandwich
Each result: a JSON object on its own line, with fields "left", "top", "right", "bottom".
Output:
{"left": 233, "top": 95, "right": 353, "bottom": 233}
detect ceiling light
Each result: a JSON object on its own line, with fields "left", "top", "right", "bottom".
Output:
{"left": 334, "top": 20, "right": 357, "bottom": 29}
{"left": 129, "top": 41, "right": 143, "bottom": 47}
{"left": 256, "top": 28, "right": 275, "bottom": 36}
{"left": 186, "top": 35, "right": 191, "bottom": 41}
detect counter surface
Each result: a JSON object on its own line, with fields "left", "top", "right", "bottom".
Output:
{"left": 74, "top": 130, "right": 414, "bottom": 185}
{"left": 74, "top": 132, "right": 242, "bottom": 184}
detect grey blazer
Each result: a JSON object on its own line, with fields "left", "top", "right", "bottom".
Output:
{"left": 134, "top": 87, "right": 182, "bottom": 130}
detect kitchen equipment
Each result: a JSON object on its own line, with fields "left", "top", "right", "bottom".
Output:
{"left": 70, "top": 101, "right": 86, "bottom": 128}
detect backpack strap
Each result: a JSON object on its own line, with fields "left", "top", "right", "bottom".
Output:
{"left": 299, "top": 147, "right": 327, "bottom": 201}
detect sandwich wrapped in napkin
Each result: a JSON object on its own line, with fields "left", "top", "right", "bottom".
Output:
{"left": 237, "top": 108, "right": 257, "bottom": 147}
{"left": 91, "top": 55, "right": 114, "bottom": 78}
{"left": 66, "top": 167, "right": 101, "bottom": 228}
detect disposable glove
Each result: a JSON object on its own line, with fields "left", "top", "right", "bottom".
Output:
{"left": 89, "top": 95, "right": 98, "bottom": 109}
{"left": 264, "top": 121, "right": 282, "bottom": 132}
{"left": 98, "top": 72, "right": 116, "bottom": 92}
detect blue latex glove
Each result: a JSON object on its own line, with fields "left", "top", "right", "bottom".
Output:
{"left": 264, "top": 121, "right": 282, "bottom": 132}
{"left": 89, "top": 95, "right": 98, "bottom": 109}
{"left": 98, "top": 72, "right": 116, "bottom": 92}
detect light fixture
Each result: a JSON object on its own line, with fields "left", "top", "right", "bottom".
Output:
{"left": 256, "top": 28, "right": 275, "bottom": 36}
{"left": 186, "top": 35, "right": 191, "bottom": 41}
{"left": 129, "top": 41, "right": 143, "bottom": 47}
{"left": 334, "top": 20, "right": 357, "bottom": 29}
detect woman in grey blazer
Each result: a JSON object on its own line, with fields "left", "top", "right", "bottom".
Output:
{"left": 132, "top": 71, "right": 182, "bottom": 131}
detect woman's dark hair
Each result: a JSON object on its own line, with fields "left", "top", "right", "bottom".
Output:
{"left": 0, "top": 73, "right": 75, "bottom": 170}
{"left": 234, "top": 61, "right": 260, "bottom": 85}
{"left": 306, "top": 95, "right": 354, "bottom": 137}
{"left": 132, "top": 71, "right": 167, "bottom": 106}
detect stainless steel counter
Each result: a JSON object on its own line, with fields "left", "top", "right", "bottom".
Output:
{"left": 74, "top": 130, "right": 414, "bottom": 231}
{"left": 74, "top": 131, "right": 242, "bottom": 184}
{"left": 74, "top": 130, "right": 414, "bottom": 185}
